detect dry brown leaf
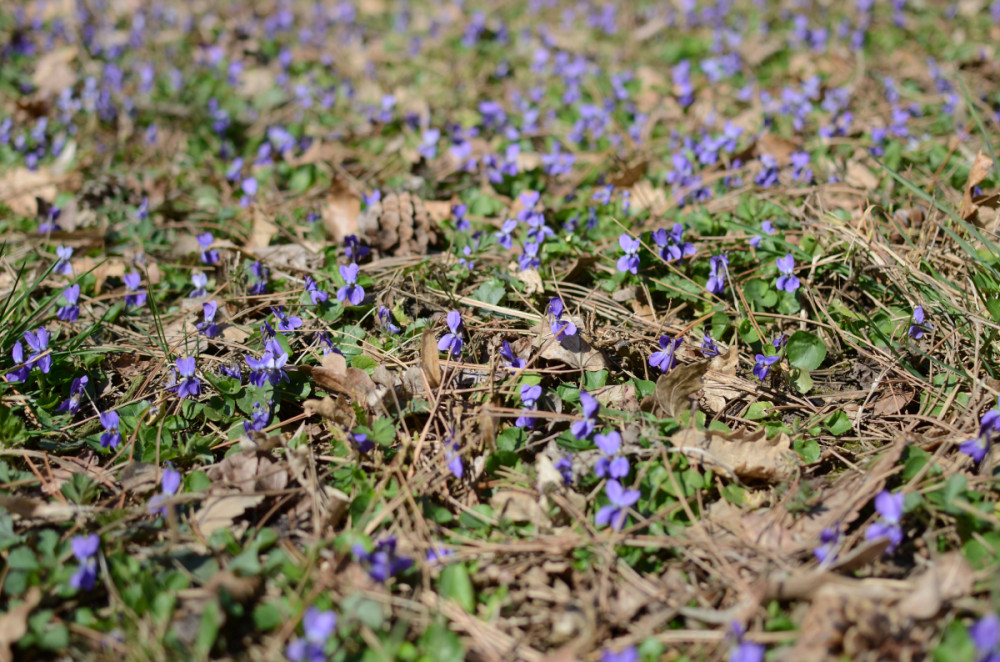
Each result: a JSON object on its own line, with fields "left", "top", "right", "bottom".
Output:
{"left": 421, "top": 329, "right": 442, "bottom": 389}
{"left": 321, "top": 179, "right": 361, "bottom": 241}
{"left": 671, "top": 426, "right": 797, "bottom": 482}
{"left": 0, "top": 166, "right": 65, "bottom": 216}
{"left": 960, "top": 150, "right": 994, "bottom": 220}
{"left": 32, "top": 46, "right": 77, "bottom": 97}
{"left": 594, "top": 383, "right": 639, "bottom": 412}
{"left": 194, "top": 494, "right": 264, "bottom": 538}
{"left": 654, "top": 362, "right": 709, "bottom": 418}
{"left": 42, "top": 450, "right": 114, "bottom": 496}
{"left": 247, "top": 206, "right": 278, "bottom": 251}
{"left": 236, "top": 67, "right": 276, "bottom": 98}
{"left": 871, "top": 384, "right": 915, "bottom": 417}
{"left": 491, "top": 490, "right": 550, "bottom": 527}
{"left": 302, "top": 363, "right": 379, "bottom": 408}
{"left": 719, "top": 440, "right": 904, "bottom": 557}
{"left": 703, "top": 346, "right": 742, "bottom": 413}
{"left": 533, "top": 323, "right": 607, "bottom": 371}
{"left": 253, "top": 243, "right": 324, "bottom": 271}
{"left": 628, "top": 180, "right": 669, "bottom": 215}
{"left": 0, "top": 587, "right": 41, "bottom": 662}
{"left": 206, "top": 453, "right": 288, "bottom": 493}
{"left": 517, "top": 268, "right": 544, "bottom": 296}
{"left": 0, "top": 495, "right": 94, "bottom": 522}
{"left": 898, "top": 552, "right": 973, "bottom": 620}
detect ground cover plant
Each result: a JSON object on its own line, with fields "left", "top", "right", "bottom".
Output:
{"left": 4, "top": 0, "right": 1000, "bottom": 660}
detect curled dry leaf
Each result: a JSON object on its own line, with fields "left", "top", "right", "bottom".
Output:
{"left": 517, "top": 268, "right": 545, "bottom": 295}
{"left": 897, "top": 552, "right": 973, "bottom": 620}
{"left": 654, "top": 361, "right": 709, "bottom": 418}
{"left": 670, "top": 426, "right": 797, "bottom": 482}
{"left": 321, "top": 178, "right": 361, "bottom": 242}
{"left": 703, "top": 346, "right": 743, "bottom": 413}
{"left": 490, "top": 490, "right": 550, "bottom": 527}
{"left": 0, "top": 587, "right": 41, "bottom": 662}
{"left": 32, "top": 46, "right": 77, "bottom": 97}
{"left": 194, "top": 452, "right": 289, "bottom": 537}
{"left": 533, "top": 322, "right": 607, "bottom": 371}
{"left": 303, "top": 396, "right": 354, "bottom": 426}
{"left": 302, "top": 364, "right": 380, "bottom": 409}
{"left": 960, "top": 150, "right": 994, "bottom": 221}
{"left": 421, "top": 329, "right": 442, "bottom": 389}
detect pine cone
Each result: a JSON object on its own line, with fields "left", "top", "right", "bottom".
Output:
{"left": 357, "top": 192, "right": 438, "bottom": 257}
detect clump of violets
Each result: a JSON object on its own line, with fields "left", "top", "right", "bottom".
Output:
{"left": 959, "top": 397, "right": 1000, "bottom": 463}
{"left": 353, "top": 537, "right": 413, "bottom": 582}
{"left": 594, "top": 431, "right": 628, "bottom": 479}
{"left": 516, "top": 384, "right": 542, "bottom": 428}
{"left": 170, "top": 357, "right": 201, "bottom": 399}
{"left": 56, "top": 376, "right": 88, "bottom": 416}
{"left": 775, "top": 254, "right": 800, "bottom": 293}
{"left": 616, "top": 233, "right": 641, "bottom": 274}
{"left": 286, "top": 607, "right": 337, "bottom": 662}
{"left": 865, "top": 490, "right": 905, "bottom": 552}
{"left": 547, "top": 297, "right": 577, "bottom": 339}
{"left": 69, "top": 534, "right": 100, "bottom": 591}
{"left": 650, "top": 335, "right": 682, "bottom": 373}
{"left": 7, "top": 327, "right": 52, "bottom": 382}
{"left": 149, "top": 466, "right": 182, "bottom": 516}
{"left": 908, "top": 305, "right": 931, "bottom": 340}
{"left": 595, "top": 479, "right": 640, "bottom": 531}
{"left": 571, "top": 391, "right": 600, "bottom": 440}
{"left": 438, "top": 310, "right": 464, "bottom": 357}
{"left": 57, "top": 284, "right": 81, "bottom": 322}
{"left": 100, "top": 411, "right": 121, "bottom": 449}
{"left": 123, "top": 272, "right": 146, "bottom": 307}
{"left": 706, "top": 254, "right": 729, "bottom": 294}
{"left": 753, "top": 353, "right": 779, "bottom": 381}
{"left": 245, "top": 339, "right": 290, "bottom": 387}
{"left": 197, "top": 232, "right": 219, "bottom": 265}
{"left": 652, "top": 223, "right": 696, "bottom": 262}
{"left": 337, "top": 263, "right": 364, "bottom": 306}
{"left": 969, "top": 614, "right": 1000, "bottom": 662}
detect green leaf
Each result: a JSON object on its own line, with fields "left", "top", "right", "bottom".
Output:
{"left": 786, "top": 330, "right": 827, "bottom": 370}
{"left": 793, "top": 438, "right": 821, "bottom": 464}
{"left": 351, "top": 354, "right": 377, "bottom": 371}
{"left": 472, "top": 278, "right": 506, "bottom": 306}
{"left": 744, "top": 278, "right": 777, "bottom": 308}
{"left": 737, "top": 318, "right": 760, "bottom": 344}
{"left": 418, "top": 621, "right": 465, "bottom": 662}
{"left": 252, "top": 603, "right": 284, "bottom": 631}
{"left": 583, "top": 370, "right": 608, "bottom": 390}
{"left": 439, "top": 563, "right": 476, "bottom": 613}
{"left": 790, "top": 368, "right": 813, "bottom": 394}
{"left": 744, "top": 401, "right": 772, "bottom": 421}
{"left": 824, "top": 411, "right": 851, "bottom": 436}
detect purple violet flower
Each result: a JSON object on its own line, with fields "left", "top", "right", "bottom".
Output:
{"left": 197, "top": 232, "right": 219, "bottom": 265}
{"left": 970, "top": 614, "right": 1000, "bottom": 662}
{"left": 244, "top": 402, "right": 270, "bottom": 437}
{"left": 571, "top": 391, "right": 599, "bottom": 440}
{"left": 54, "top": 245, "right": 73, "bottom": 275}
{"left": 908, "top": 305, "right": 931, "bottom": 340}
{"left": 197, "top": 300, "right": 219, "bottom": 337}
{"left": 594, "top": 431, "right": 629, "bottom": 479}
{"left": 123, "top": 272, "right": 146, "bottom": 307}
{"left": 616, "top": 234, "right": 641, "bottom": 274}
{"left": 496, "top": 219, "right": 518, "bottom": 250}
{"left": 171, "top": 357, "right": 201, "bottom": 399}
{"left": 753, "top": 354, "right": 779, "bottom": 381}
{"left": 272, "top": 306, "right": 303, "bottom": 333}
{"left": 337, "top": 263, "right": 365, "bottom": 306}
{"left": 57, "top": 284, "right": 81, "bottom": 322}
{"left": 865, "top": 490, "right": 905, "bottom": 552}
{"left": 286, "top": 607, "right": 337, "bottom": 662}
{"left": 707, "top": 254, "right": 729, "bottom": 294}
{"left": 813, "top": 526, "right": 839, "bottom": 563}
{"left": 749, "top": 220, "right": 776, "bottom": 248}
{"left": 149, "top": 466, "right": 182, "bottom": 516}
{"left": 56, "top": 376, "right": 88, "bottom": 415}
{"left": 701, "top": 334, "right": 719, "bottom": 357}
{"left": 245, "top": 339, "right": 290, "bottom": 387}
{"left": 69, "top": 534, "right": 100, "bottom": 591}
{"left": 376, "top": 306, "right": 400, "bottom": 335}
{"left": 353, "top": 537, "right": 413, "bottom": 582}
{"left": 516, "top": 384, "right": 542, "bottom": 428}
{"left": 100, "top": 411, "right": 121, "bottom": 449}
{"left": 499, "top": 340, "right": 525, "bottom": 370}
{"left": 776, "top": 254, "right": 800, "bottom": 293}
{"left": 438, "top": 311, "right": 464, "bottom": 357}
{"left": 304, "top": 277, "right": 328, "bottom": 305}
{"left": 601, "top": 647, "right": 638, "bottom": 662}
{"left": 595, "top": 479, "right": 640, "bottom": 531}
{"left": 190, "top": 272, "right": 208, "bottom": 298}
{"left": 548, "top": 297, "right": 577, "bottom": 339}
{"left": 650, "top": 335, "right": 683, "bottom": 373}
